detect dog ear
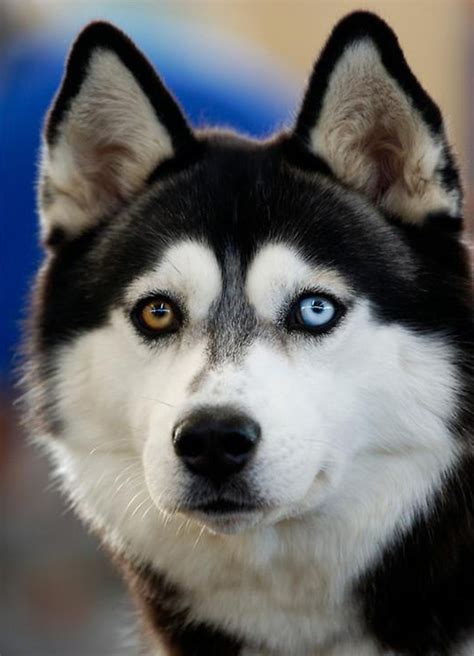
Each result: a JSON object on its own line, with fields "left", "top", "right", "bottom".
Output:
{"left": 293, "top": 12, "right": 462, "bottom": 226}
{"left": 39, "top": 21, "right": 196, "bottom": 245}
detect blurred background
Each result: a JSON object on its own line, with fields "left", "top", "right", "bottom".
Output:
{"left": 1, "top": 1, "right": 473, "bottom": 654}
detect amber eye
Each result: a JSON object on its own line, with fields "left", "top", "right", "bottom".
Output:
{"left": 133, "top": 296, "right": 181, "bottom": 336}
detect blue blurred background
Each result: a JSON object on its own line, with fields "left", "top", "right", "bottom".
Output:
{"left": 1, "top": 1, "right": 472, "bottom": 654}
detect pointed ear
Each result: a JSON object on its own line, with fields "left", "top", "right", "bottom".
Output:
{"left": 39, "top": 21, "right": 196, "bottom": 244}
{"left": 293, "top": 12, "right": 462, "bottom": 226}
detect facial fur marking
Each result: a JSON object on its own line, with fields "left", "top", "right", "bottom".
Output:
{"left": 125, "top": 240, "right": 222, "bottom": 324}
{"left": 206, "top": 250, "right": 258, "bottom": 366}
{"left": 246, "top": 243, "right": 352, "bottom": 323}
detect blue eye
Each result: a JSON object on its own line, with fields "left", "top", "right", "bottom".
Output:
{"left": 288, "top": 294, "right": 341, "bottom": 332}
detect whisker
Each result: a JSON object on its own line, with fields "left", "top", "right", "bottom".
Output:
{"left": 138, "top": 396, "right": 176, "bottom": 408}
{"left": 112, "top": 462, "right": 142, "bottom": 486}
{"left": 124, "top": 490, "right": 147, "bottom": 516}
{"left": 131, "top": 496, "right": 151, "bottom": 518}
{"left": 115, "top": 473, "right": 143, "bottom": 496}
{"left": 142, "top": 503, "right": 156, "bottom": 520}
{"left": 88, "top": 444, "right": 139, "bottom": 456}
{"left": 192, "top": 525, "right": 206, "bottom": 550}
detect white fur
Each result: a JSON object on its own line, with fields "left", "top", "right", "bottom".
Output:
{"left": 40, "top": 240, "right": 461, "bottom": 654}
{"left": 40, "top": 49, "right": 174, "bottom": 238}
{"left": 309, "top": 40, "right": 459, "bottom": 223}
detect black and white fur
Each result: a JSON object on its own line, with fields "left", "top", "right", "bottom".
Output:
{"left": 25, "top": 12, "right": 474, "bottom": 655}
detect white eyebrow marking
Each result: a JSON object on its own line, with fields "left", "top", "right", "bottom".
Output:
{"left": 245, "top": 243, "right": 352, "bottom": 321}
{"left": 126, "top": 240, "right": 222, "bottom": 321}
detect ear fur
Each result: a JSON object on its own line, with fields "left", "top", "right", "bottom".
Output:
{"left": 39, "top": 21, "right": 195, "bottom": 244}
{"left": 294, "top": 11, "right": 462, "bottom": 226}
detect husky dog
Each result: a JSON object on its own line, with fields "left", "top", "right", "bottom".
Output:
{"left": 26, "top": 11, "right": 473, "bottom": 656}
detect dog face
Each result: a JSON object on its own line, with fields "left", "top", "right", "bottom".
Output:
{"left": 28, "top": 15, "right": 470, "bottom": 550}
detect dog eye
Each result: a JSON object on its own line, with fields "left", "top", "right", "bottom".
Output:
{"left": 132, "top": 296, "right": 181, "bottom": 336}
{"left": 287, "top": 294, "right": 340, "bottom": 332}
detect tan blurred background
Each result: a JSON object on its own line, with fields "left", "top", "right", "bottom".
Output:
{"left": 1, "top": 1, "right": 473, "bottom": 655}
{"left": 184, "top": 0, "right": 469, "bottom": 162}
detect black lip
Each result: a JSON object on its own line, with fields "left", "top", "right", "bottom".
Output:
{"left": 189, "top": 499, "right": 259, "bottom": 515}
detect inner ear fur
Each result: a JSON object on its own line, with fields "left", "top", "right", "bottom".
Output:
{"left": 39, "top": 21, "right": 195, "bottom": 244}
{"left": 294, "top": 11, "right": 462, "bottom": 226}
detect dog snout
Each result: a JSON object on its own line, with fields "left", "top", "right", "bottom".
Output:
{"left": 172, "top": 407, "right": 261, "bottom": 482}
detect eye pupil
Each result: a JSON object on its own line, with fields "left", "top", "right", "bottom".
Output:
{"left": 151, "top": 303, "right": 168, "bottom": 316}
{"left": 309, "top": 300, "right": 325, "bottom": 313}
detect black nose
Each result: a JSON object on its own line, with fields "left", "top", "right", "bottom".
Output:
{"left": 173, "top": 408, "right": 261, "bottom": 481}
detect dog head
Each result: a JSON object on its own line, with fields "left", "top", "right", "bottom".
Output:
{"left": 29, "top": 13, "right": 471, "bottom": 546}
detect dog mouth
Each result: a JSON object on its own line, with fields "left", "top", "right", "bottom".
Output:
{"left": 180, "top": 496, "right": 265, "bottom": 533}
{"left": 191, "top": 499, "right": 260, "bottom": 515}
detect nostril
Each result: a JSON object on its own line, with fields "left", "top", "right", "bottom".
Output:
{"left": 173, "top": 430, "right": 207, "bottom": 459}
{"left": 221, "top": 428, "right": 259, "bottom": 458}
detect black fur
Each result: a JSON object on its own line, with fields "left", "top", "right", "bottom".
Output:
{"left": 358, "top": 454, "right": 474, "bottom": 656}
